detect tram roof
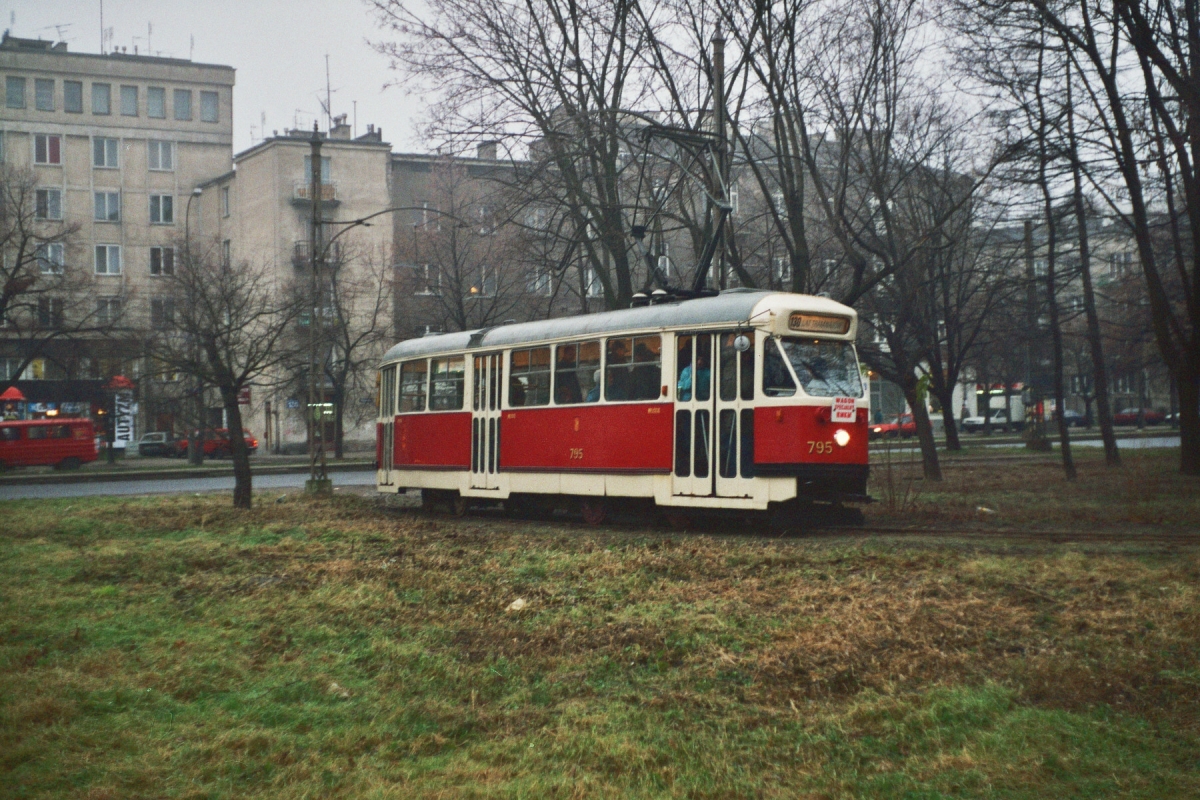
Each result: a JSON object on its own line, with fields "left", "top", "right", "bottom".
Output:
{"left": 381, "top": 289, "right": 855, "bottom": 363}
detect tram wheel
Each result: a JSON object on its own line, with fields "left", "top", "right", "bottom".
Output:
{"left": 580, "top": 499, "right": 607, "bottom": 526}
{"left": 420, "top": 489, "right": 439, "bottom": 512}
{"left": 450, "top": 494, "right": 469, "bottom": 517}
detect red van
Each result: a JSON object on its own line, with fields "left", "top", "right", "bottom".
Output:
{"left": 0, "top": 419, "right": 99, "bottom": 470}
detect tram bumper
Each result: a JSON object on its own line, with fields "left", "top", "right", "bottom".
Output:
{"left": 756, "top": 463, "right": 872, "bottom": 503}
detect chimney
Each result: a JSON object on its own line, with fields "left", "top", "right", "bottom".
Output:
{"left": 477, "top": 141, "right": 498, "bottom": 160}
{"left": 330, "top": 114, "right": 352, "bottom": 140}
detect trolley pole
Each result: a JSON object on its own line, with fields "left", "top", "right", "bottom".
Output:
{"left": 306, "top": 122, "right": 332, "bottom": 494}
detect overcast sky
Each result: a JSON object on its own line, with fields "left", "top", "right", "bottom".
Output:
{"left": 4, "top": 0, "right": 426, "bottom": 153}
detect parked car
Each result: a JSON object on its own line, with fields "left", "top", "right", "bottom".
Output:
{"left": 0, "top": 419, "right": 98, "bottom": 470}
{"left": 173, "top": 429, "right": 259, "bottom": 458}
{"left": 962, "top": 409, "right": 1023, "bottom": 433}
{"left": 1112, "top": 408, "right": 1165, "bottom": 426}
{"left": 1053, "top": 409, "right": 1086, "bottom": 428}
{"left": 869, "top": 413, "right": 916, "bottom": 440}
{"left": 137, "top": 431, "right": 178, "bottom": 456}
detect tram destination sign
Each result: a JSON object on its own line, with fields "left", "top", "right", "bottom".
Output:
{"left": 788, "top": 313, "right": 850, "bottom": 335}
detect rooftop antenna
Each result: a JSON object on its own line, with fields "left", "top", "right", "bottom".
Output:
{"left": 147, "top": 22, "right": 152, "bottom": 53}
{"left": 325, "top": 54, "right": 332, "bottom": 130}
{"left": 353, "top": 100, "right": 357, "bottom": 138}
{"left": 98, "top": 0, "right": 103, "bottom": 52}
{"left": 189, "top": 34, "right": 194, "bottom": 60}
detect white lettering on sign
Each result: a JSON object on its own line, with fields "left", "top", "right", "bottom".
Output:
{"left": 831, "top": 396, "right": 857, "bottom": 423}
{"left": 113, "top": 391, "right": 135, "bottom": 447}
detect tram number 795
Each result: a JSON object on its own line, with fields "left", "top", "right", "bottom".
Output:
{"left": 569, "top": 448, "right": 584, "bottom": 460}
{"left": 808, "top": 440, "right": 833, "bottom": 455}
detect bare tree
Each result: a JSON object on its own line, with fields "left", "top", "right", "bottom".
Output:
{"left": 0, "top": 165, "right": 127, "bottom": 388}
{"left": 370, "top": 0, "right": 674, "bottom": 308}
{"left": 150, "top": 240, "right": 301, "bottom": 508}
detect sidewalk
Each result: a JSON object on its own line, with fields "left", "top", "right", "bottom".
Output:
{"left": 0, "top": 449, "right": 375, "bottom": 486}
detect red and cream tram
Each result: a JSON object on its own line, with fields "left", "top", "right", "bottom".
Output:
{"left": 375, "top": 289, "right": 870, "bottom": 522}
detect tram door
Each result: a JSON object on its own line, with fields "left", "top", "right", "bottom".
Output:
{"left": 379, "top": 365, "right": 397, "bottom": 486}
{"left": 471, "top": 353, "right": 502, "bottom": 490}
{"left": 672, "top": 332, "right": 756, "bottom": 498}
{"left": 713, "top": 331, "right": 756, "bottom": 498}
{"left": 672, "top": 333, "right": 714, "bottom": 496}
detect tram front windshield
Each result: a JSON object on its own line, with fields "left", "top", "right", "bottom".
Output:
{"left": 777, "top": 338, "right": 863, "bottom": 398}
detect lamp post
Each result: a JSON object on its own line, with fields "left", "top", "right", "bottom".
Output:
{"left": 184, "top": 186, "right": 206, "bottom": 465}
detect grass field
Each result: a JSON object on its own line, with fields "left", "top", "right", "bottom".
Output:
{"left": 2, "top": 449, "right": 1199, "bottom": 798}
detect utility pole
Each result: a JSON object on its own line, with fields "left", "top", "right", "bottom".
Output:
{"left": 712, "top": 25, "right": 727, "bottom": 291}
{"left": 306, "top": 122, "right": 331, "bottom": 494}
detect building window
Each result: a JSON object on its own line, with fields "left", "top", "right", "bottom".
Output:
{"left": 36, "top": 243, "right": 65, "bottom": 274}
{"left": 120, "top": 85, "right": 138, "bottom": 116}
{"left": 35, "top": 78, "right": 54, "bottom": 111}
{"left": 147, "top": 86, "right": 165, "bottom": 118}
{"left": 35, "top": 188, "right": 62, "bottom": 220}
{"left": 774, "top": 256, "right": 791, "bottom": 285}
{"left": 1033, "top": 258, "right": 1047, "bottom": 277}
{"left": 93, "top": 137, "right": 119, "bottom": 168}
{"left": 583, "top": 266, "right": 602, "bottom": 298}
{"left": 221, "top": 186, "right": 230, "bottom": 216}
{"left": 94, "top": 192, "right": 121, "bottom": 222}
{"left": 200, "top": 90, "right": 218, "bottom": 122}
{"left": 412, "top": 200, "right": 438, "bottom": 230}
{"left": 729, "top": 181, "right": 739, "bottom": 216}
{"left": 150, "top": 246, "right": 175, "bottom": 276}
{"left": 34, "top": 134, "right": 61, "bottom": 165}
{"left": 95, "top": 245, "right": 121, "bottom": 275}
{"left": 526, "top": 267, "right": 551, "bottom": 296}
{"left": 656, "top": 242, "right": 670, "bottom": 275}
{"left": 1110, "top": 251, "right": 1133, "bottom": 276}
{"left": 37, "top": 298, "right": 64, "bottom": 329}
{"left": 6, "top": 76, "right": 25, "bottom": 108}
{"left": 173, "top": 89, "right": 192, "bottom": 120}
{"left": 149, "top": 194, "right": 174, "bottom": 224}
{"left": 303, "top": 155, "right": 332, "bottom": 183}
{"left": 92, "top": 82, "right": 111, "bottom": 115}
{"left": 414, "top": 263, "right": 441, "bottom": 295}
{"left": 95, "top": 298, "right": 121, "bottom": 326}
{"left": 147, "top": 140, "right": 174, "bottom": 171}
{"left": 222, "top": 239, "right": 231, "bottom": 267}
{"left": 151, "top": 298, "right": 175, "bottom": 329}
{"left": 64, "top": 80, "right": 82, "bottom": 113}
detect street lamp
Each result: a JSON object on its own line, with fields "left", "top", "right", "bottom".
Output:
{"left": 184, "top": 186, "right": 206, "bottom": 466}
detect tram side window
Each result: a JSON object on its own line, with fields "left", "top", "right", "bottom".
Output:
{"left": 554, "top": 341, "right": 601, "bottom": 404}
{"left": 55, "top": 425, "right": 73, "bottom": 438}
{"left": 27, "top": 426, "right": 48, "bottom": 440}
{"left": 509, "top": 347, "right": 551, "bottom": 406}
{"left": 606, "top": 335, "right": 661, "bottom": 401}
{"left": 763, "top": 338, "right": 797, "bottom": 396}
{"left": 398, "top": 360, "right": 428, "bottom": 412}
{"left": 430, "top": 356, "right": 466, "bottom": 410}
{"left": 0, "top": 427, "right": 18, "bottom": 442}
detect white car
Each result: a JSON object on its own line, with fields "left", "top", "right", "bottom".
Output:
{"left": 962, "top": 410, "right": 1022, "bottom": 433}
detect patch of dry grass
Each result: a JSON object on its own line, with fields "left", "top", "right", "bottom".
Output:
{"left": 2, "top": 452, "right": 1199, "bottom": 797}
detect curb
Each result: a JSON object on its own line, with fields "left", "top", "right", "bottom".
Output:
{"left": 0, "top": 461, "right": 375, "bottom": 486}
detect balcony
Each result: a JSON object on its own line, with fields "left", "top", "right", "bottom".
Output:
{"left": 292, "top": 181, "right": 340, "bottom": 206}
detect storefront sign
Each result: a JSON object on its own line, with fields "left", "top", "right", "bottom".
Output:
{"left": 113, "top": 391, "right": 135, "bottom": 448}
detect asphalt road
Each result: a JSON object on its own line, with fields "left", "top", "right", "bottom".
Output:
{"left": 0, "top": 469, "right": 379, "bottom": 500}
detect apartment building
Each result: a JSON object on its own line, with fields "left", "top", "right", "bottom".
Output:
{"left": 196, "top": 117, "right": 393, "bottom": 451}
{"left": 0, "top": 33, "right": 234, "bottom": 436}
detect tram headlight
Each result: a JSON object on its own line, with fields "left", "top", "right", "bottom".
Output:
{"left": 833, "top": 429, "right": 851, "bottom": 447}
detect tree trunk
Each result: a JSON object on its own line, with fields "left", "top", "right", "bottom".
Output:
{"left": 933, "top": 383, "right": 962, "bottom": 451}
{"left": 1180, "top": 367, "right": 1200, "bottom": 475}
{"left": 223, "top": 390, "right": 253, "bottom": 509}
{"left": 333, "top": 381, "right": 345, "bottom": 460}
{"left": 902, "top": 377, "right": 942, "bottom": 481}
